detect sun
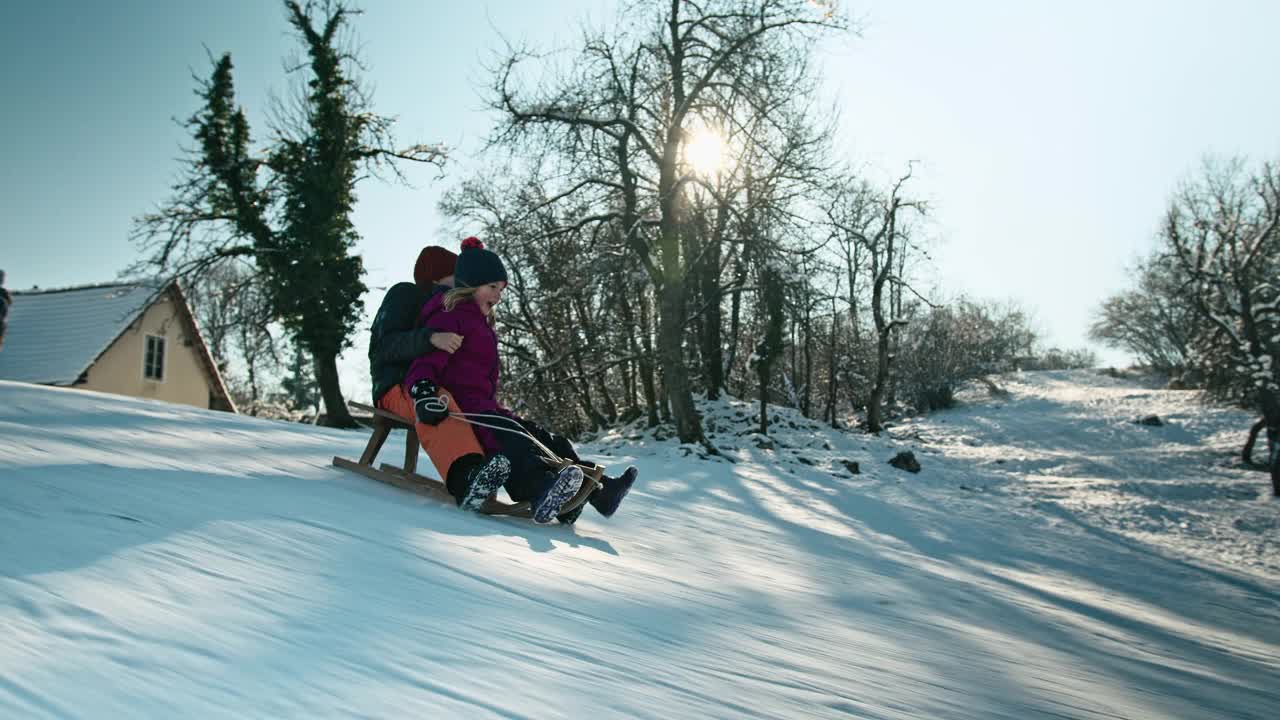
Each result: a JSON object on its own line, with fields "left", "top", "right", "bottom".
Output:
{"left": 683, "top": 125, "right": 729, "bottom": 177}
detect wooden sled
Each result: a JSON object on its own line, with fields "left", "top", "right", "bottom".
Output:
{"left": 332, "top": 401, "right": 602, "bottom": 520}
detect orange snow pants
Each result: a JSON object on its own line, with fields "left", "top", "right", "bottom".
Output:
{"left": 377, "top": 384, "right": 484, "bottom": 481}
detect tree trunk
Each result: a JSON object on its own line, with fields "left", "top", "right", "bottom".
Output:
{"left": 826, "top": 309, "right": 839, "bottom": 428}
{"left": 701, "top": 205, "right": 728, "bottom": 399}
{"left": 623, "top": 357, "right": 636, "bottom": 411}
{"left": 616, "top": 288, "right": 641, "bottom": 417}
{"left": 246, "top": 361, "right": 260, "bottom": 412}
{"left": 866, "top": 198, "right": 900, "bottom": 434}
{"left": 595, "top": 371, "right": 618, "bottom": 424}
{"left": 802, "top": 300, "right": 813, "bottom": 417}
{"left": 314, "top": 349, "right": 357, "bottom": 428}
{"left": 654, "top": 4, "right": 704, "bottom": 446}
{"left": 758, "top": 362, "right": 770, "bottom": 435}
{"left": 658, "top": 367, "right": 672, "bottom": 423}
{"left": 566, "top": 334, "right": 606, "bottom": 430}
{"left": 726, "top": 252, "right": 745, "bottom": 397}
{"left": 1244, "top": 418, "right": 1266, "bottom": 465}
{"left": 572, "top": 297, "right": 611, "bottom": 428}
{"left": 574, "top": 359, "right": 606, "bottom": 430}
{"left": 886, "top": 245, "right": 906, "bottom": 407}
{"left": 757, "top": 264, "right": 785, "bottom": 437}
{"left": 866, "top": 325, "right": 891, "bottom": 433}
{"left": 1268, "top": 424, "right": 1279, "bottom": 498}
{"left": 1259, "top": 388, "right": 1280, "bottom": 497}
{"left": 789, "top": 318, "right": 799, "bottom": 406}
{"left": 654, "top": 119, "right": 702, "bottom": 442}
{"left": 846, "top": 241, "right": 861, "bottom": 347}
{"left": 638, "top": 286, "right": 660, "bottom": 427}
{"left": 683, "top": 222, "right": 705, "bottom": 393}
{"left": 658, "top": 279, "right": 701, "bottom": 441}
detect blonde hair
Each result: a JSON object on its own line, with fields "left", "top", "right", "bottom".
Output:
{"left": 443, "top": 286, "right": 477, "bottom": 311}
{"left": 444, "top": 286, "right": 496, "bottom": 326}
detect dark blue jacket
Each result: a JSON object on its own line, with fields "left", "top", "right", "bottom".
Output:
{"left": 368, "top": 282, "right": 445, "bottom": 403}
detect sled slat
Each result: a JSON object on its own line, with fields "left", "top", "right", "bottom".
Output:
{"left": 377, "top": 463, "right": 539, "bottom": 518}
{"left": 333, "top": 456, "right": 453, "bottom": 504}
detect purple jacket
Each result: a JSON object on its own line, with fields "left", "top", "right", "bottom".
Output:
{"left": 403, "top": 292, "right": 511, "bottom": 454}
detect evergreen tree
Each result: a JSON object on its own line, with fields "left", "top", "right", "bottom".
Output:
{"left": 280, "top": 342, "right": 321, "bottom": 415}
{"left": 135, "top": 1, "right": 444, "bottom": 427}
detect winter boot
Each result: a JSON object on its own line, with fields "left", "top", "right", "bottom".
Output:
{"left": 531, "top": 465, "right": 583, "bottom": 525}
{"left": 556, "top": 484, "right": 587, "bottom": 525}
{"left": 589, "top": 465, "right": 638, "bottom": 518}
{"left": 459, "top": 454, "right": 511, "bottom": 511}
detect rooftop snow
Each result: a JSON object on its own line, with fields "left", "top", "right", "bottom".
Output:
{"left": 0, "top": 282, "right": 160, "bottom": 385}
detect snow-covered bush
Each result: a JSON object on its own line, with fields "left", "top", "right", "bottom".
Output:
{"left": 894, "top": 300, "right": 1036, "bottom": 412}
{"left": 1020, "top": 347, "right": 1099, "bottom": 372}
{"left": 1095, "top": 156, "right": 1279, "bottom": 494}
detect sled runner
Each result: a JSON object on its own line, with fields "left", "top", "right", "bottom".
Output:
{"left": 332, "top": 401, "right": 602, "bottom": 519}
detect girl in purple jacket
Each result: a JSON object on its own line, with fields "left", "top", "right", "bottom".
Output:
{"left": 403, "top": 238, "right": 636, "bottom": 524}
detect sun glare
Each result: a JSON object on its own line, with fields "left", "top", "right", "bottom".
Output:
{"left": 683, "top": 126, "right": 729, "bottom": 177}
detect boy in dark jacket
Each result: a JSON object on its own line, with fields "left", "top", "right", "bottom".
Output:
{"left": 368, "top": 246, "right": 461, "bottom": 404}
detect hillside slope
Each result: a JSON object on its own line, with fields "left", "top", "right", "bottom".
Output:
{"left": 1, "top": 374, "right": 1276, "bottom": 719}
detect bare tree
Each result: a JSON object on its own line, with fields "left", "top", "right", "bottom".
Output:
{"left": 1090, "top": 253, "right": 1201, "bottom": 376}
{"left": 825, "top": 167, "right": 926, "bottom": 431}
{"left": 184, "top": 258, "right": 283, "bottom": 411}
{"left": 1164, "top": 157, "right": 1280, "bottom": 494}
{"left": 490, "top": 0, "right": 845, "bottom": 447}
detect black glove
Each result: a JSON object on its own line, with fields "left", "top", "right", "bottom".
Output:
{"left": 409, "top": 379, "right": 449, "bottom": 425}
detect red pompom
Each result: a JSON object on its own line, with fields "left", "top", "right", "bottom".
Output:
{"left": 461, "top": 236, "right": 484, "bottom": 250}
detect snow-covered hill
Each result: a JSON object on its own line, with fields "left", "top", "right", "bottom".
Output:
{"left": 1, "top": 373, "right": 1277, "bottom": 719}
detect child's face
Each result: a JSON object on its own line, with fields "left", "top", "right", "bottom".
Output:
{"left": 473, "top": 281, "right": 506, "bottom": 316}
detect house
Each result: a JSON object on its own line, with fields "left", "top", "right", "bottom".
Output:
{"left": 0, "top": 280, "right": 236, "bottom": 412}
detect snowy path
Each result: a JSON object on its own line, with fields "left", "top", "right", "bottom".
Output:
{"left": 901, "top": 371, "right": 1279, "bottom": 576}
{"left": 1, "top": 375, "right": 1277, "bottom": 718}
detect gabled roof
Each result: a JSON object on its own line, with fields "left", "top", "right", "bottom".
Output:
{"left": 0, "top": 280, "right": 236, "bottom": 412}
{"left": 0, "top": 282, "right": 157, "bottom": 385}
{"left": 164, "top": 282, "right": 238, "bottom": 414}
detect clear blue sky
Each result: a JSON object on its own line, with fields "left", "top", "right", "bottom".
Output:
{"left": 3, "top": 1, "right": 1279, "bottom": 385}
{"left": 829, "top": 0, "right": 1280, "bottom": 365}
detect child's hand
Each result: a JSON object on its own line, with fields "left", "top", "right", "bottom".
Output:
{"left": 409, "top": 379, "right": 450, "bottom": 425}
{"left": 430, "top": 332, "right": 463, "bottom": 354}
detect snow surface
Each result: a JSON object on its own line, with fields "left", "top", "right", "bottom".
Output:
{"left": 1, "top": 371, "right": 1277, "bottom": 719}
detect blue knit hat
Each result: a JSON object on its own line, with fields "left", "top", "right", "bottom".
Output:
{"left": 454, "top": 237, "right": 508, "bottom": 288}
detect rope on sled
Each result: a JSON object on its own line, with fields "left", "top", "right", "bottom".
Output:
{"left": 416, "top": 392, "right": 566, "bottom": 466}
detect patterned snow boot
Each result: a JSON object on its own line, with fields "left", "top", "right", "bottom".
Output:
{"left": 459, "top": 454, "right": 511, "bottom": 511}
{"left": 532, "top": 465, "right": 583, "bottom": 525}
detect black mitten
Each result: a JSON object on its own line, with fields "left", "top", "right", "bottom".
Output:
{"left": 409, "top": 379, "right": 449, "bottom": 425}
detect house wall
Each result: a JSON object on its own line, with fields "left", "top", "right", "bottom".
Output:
{"left": 80, "top": 295, "right": 215, "bottom": 409}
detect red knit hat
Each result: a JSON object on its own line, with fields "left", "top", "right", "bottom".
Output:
{"left": 413, "top": 246, "right": 458, "bottom": 287}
